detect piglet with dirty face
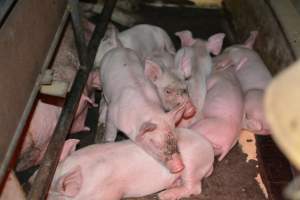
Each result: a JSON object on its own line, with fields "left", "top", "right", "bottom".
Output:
{"left": 213, "top": 31, "right": 272, "bottom": 135}
{"left": 47, "top": 128, "right": 214, "bottom": 200}
{"left": 143, "top": 55, "right": 196, "bottom": 119}
{"left": 99, "top": 28, "right": 186, "bottom": 173}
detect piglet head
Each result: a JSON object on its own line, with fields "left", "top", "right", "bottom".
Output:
{"left": 136, "top": 104, "right": 186, "bottom": 173}
{"left": 144, "top": 58, "right": 192, "bottom": 112}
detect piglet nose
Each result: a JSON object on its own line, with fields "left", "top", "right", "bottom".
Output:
{"left": 166, "top": 153, "right": 185, "bottom": 173}
{"left": 183, "top": 101, "right": 196, "bottom": 119}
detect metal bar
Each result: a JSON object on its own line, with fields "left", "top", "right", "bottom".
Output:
{"left": 0, "top": 8, "right": 69, "bottom": 185}
{"left": 87, "top": 0, "right": 117, "bottom": 58}
{"left": 0, "top": 0, "right": 17, "bottom": 26}
{"left": 27, "top": 0, "right": 117, "bottom": 199}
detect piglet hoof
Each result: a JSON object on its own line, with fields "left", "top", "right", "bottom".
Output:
{"left": 94, "top": 123, "right": 106, "bottom": 143}
{"left": 244, "top": 117, "right": 262, "bottom": 133}
{"left": 83, "top": 126, "right": 91, "bottom": 132}
{"left": 158, "top": 191, "right": 179, "bottom": 200}
{"left": 159, "top": 184, "right": 202, "bottom": 200}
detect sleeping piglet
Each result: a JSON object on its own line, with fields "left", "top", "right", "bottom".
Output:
{"left": 213, "top": 31, "right": 272, "bottom": 135}
{"left": 47, "top": 128, "right": 214, "bottom": 200}
{"left": 16, "top": 93, "right": 97, "bottom": 171}
{"left": 174, "top": 30, "right": 225, "bottom": 126}
{"left": 190, "top": 66, "right": 244, "bottom": 161}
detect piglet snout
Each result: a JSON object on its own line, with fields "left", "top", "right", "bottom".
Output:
{"left": 183, "top": 100, "right": 196, "bottom": 119}
{"left": 166, "top": 153, "right": 184, "bottom": 173}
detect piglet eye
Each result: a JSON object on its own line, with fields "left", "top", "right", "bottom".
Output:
{"left": 165, "top": 88, "right": 172, "bottom": 94}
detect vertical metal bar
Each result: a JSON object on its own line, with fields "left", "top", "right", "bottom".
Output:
{"left": 87, "top": 0, "right": 118, "bottom": 58}
{"left": 27, "top": 0, "right": 117, "bottom": 199}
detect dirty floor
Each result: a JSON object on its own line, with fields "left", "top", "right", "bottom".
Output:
{"left": 124, "top": 141, "right": 266, "bottom": 200}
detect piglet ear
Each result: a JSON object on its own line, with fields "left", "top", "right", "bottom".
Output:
{"left": 175, "top": 49, "right": 192, "bottom": 79}
{"left": 110, "top": 24, "right": 123, "bottom": 47}
{"left": 139, "top": 122, "right": 158, "bottom": 136}
{"left": 57, "top": 166, "right": 82, "bottom": 197}
{"left": 175, "top": 30, "right": 196, "bottom": 47}
{"left": 59, "top": 139, "right": 80, "bottom": 162}
{"left": 244, "top": 31, "right": 258, "bottom": 49}
{"left": 87, "top": 69, "right": 101, "bottom": 90}
{"left": 206, "top": 33, "right": 225, "bottom": 55}
{"left": 168, "top": 103, "right": 186, "bottom": 124}
{"left": 82, "top": 18, "right": 95, "bottom": 44}
{"left": 144, "top": 59, "right": 163, "bottom": 82}
{"left": 103, "top": 23, "right": 122, "bottom": 48}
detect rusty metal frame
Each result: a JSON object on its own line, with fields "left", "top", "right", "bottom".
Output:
{"left": 27, "top": 0, "right": 117, "bottom": 199}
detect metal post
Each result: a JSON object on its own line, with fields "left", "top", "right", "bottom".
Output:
{"left": 27, "top": 0, "right": 117, "bottom": 199}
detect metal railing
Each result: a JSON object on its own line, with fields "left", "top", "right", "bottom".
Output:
{"left": 27, "top": 0, "right": 117, "bottom": 199}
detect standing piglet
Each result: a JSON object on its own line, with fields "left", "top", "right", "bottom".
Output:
{"left": 48, "top": 128, "right": 214, "bottom": 200}
{"left": 214, "top": 31, "right": 272, "bottom": 135}
{"left": 99, "top": 31, "right": 187, "bottom": 173}
{"left": 190, "top": 67, "right": 244, "bottom": 161}
{"left": 174, "top": 30, "right": 225, "bottom": 126}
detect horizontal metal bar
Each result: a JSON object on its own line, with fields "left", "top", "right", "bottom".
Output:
{"left": 27, "top": 0, "right": 117, "bottom": 199}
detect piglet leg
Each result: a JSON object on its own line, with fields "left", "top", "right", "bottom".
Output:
{"left": 102, "top": 111, "right": 118, "bottom": 142}
{"left": 98, "top": 97, "right": 108, "bottom": 126}
{"left": 158, "top": 182, "right": 202, "bottom": 200}
{"left": 158, "top": 170, "right": 202, "bottom": 200}
{"left": 95, "top": 97, "right": 108, "bottom": 143}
